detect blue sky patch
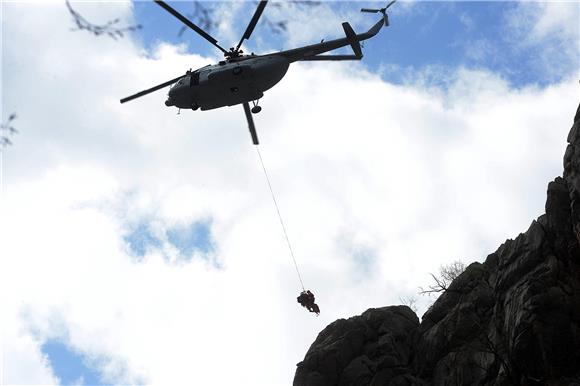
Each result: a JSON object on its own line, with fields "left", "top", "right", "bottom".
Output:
{"left": 124, "top": 222, "right": 161, "bottom": 257}
{"left": 41, "top": 340, "right": 109, "bottom": 386}
{"left": 124, "top": 218, "right": 216, "bottom": 263}
{"left": 167, "top": 219, "right": 215, "bottom": 258}
{"left": 351, "top": 244, "right": 377, "bottom": 278}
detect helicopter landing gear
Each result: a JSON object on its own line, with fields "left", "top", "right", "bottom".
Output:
{"left": 191, "top": 103, "right": 199, "bottom": 111}
{"left": 251, "top": 100, "right": 261, "bottom": 114}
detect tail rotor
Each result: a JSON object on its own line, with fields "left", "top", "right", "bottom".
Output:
{"left": 361, "top": 0, "right": 396, "bottom": 26}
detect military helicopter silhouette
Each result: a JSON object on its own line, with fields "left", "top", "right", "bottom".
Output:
{"left": 120, "top": 0, "right": 396, "bottom": 145}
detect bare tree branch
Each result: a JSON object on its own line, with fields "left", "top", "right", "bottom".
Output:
{"left": 176, "top": 1, "right": 321, "bottom": 39}
{"left": 260, "top": 1, "right": 321, "bottom": 34}
{"left": 261, "top": 18, "right": 287, "bottom": 35}
{"left": 471, "top": 320, "right": 522, "bottom": 385}
{"left": 419, "top": 260, "right": 466, "bottom": 296}
{"left": 398, "top": 295, "right": 418, "bottom": 313}
{"left": 66, "top": 0, "right": 141, "bottom": 40}
{"left": 177, "top": 1, "right": 219, "bottom": 38}
{"left": 1, "top": 113, "right": 18, "bottom": 149}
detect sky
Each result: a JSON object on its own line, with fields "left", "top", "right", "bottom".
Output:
{"left": 1, "top": 1, "right": 578, "bottom": 385}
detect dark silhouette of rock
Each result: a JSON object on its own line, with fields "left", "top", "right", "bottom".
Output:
{"left": 294, "top": 103, "right": 580, "bottom": 386}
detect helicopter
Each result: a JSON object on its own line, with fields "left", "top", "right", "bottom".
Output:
{"left": 120, "top": 0, "right": 396, "bottom": 145}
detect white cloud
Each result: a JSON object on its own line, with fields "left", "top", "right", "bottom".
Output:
{"left": 505, "top": 1, "right": 580, "bottom": 80}
{"left": 1, "top": 330, "right": 58, "bottom": 385}
{"left": 1, "top": 1, "right": 578, "bottom": 385}
{"left": 458, "top": 11, "right": 475, "bottom": 31}
{"left": 521, "top": 1, "right": 579, "bottom": 42}
{"left": 463, "top": 38, "right": 496, "bottom": 63}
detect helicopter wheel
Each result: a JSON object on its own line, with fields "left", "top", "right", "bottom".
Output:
{"left": 191, "top": 103, "right": 199, "bottom": 111}
{"left": 251, "top": 106, "right": 262, "bottom": 114}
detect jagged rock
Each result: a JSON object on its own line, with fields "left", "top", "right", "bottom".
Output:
{"left": 564, "top": 104, "right": 580, "bottom": 246}
{"left": 294, "top": 306, "right": 419, "bottom": 386}
{"left": 294, "top": 104, "right": 580, "bottom": 386}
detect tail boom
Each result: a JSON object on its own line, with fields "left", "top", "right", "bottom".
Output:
{"left": 274, "top": 17, "right": 385, "bottom": 63}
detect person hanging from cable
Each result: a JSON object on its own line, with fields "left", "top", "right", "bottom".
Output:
{"left": 258, "top": 147, "right": 316, "bottom": 315}
{"left": 297, "top": 290, "right": 320, "bottom": 316}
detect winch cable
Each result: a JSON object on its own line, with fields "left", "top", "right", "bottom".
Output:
{"left": 256, "top": 146, "right": 305, "bottom": 292}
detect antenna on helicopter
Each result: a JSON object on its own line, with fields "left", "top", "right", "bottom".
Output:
{"left": 361, "top": 0, "right": 396, "bottom": 26}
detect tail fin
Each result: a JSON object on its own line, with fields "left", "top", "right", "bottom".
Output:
{"left": 342, "top": 22, "right": 363, "bottom": 58}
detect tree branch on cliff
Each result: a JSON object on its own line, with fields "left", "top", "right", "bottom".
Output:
{"left": 66, "top": 0, "right": 141, "bottom": 40}
{"left": 478, "top": 331, "right": 518, "bottom": 384}
{"left": 398, "top": 295, "right": 418, "bottom": 313}
{"left": 419, "top": 260, "right": 466, "bottom": 296}
{"left": 463, "top": 320, "right": 521, "bottom": 385}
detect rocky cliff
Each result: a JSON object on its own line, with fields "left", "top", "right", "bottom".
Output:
{"left": 293, "top": 104, "right": 580, "bottom": 386}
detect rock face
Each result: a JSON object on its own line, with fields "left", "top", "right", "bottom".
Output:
{"left": 294, "top": 104, "right": 580, "bottom": 386}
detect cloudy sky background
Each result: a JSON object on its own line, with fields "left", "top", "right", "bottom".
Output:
{"left": 1, "top": 1, "right": 579, "bottom": 385}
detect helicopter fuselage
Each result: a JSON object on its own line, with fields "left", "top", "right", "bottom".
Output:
{"left": 165, "top": 54, "right": 289, "bottom": 111}
{"left": 120, "top": 0, "right": 392, "bottom": 144}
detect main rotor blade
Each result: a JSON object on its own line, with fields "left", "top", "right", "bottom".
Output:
{"left": 235, "top": 0, "right": 267, "bottom": 52}
{"left": 385, "top": 0, "right": 397, "bottom": 10}
{"left": 120, "top": 75, "right": 183, "bottom": 104}
{"left": 154, "top": 0, "right": 228, "bottom": 54}
{"left": 242, "top": 102, "right": 259, "bottom": 145}
{"left": 361, "top": 8, "right": 380, "bottom": 13}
